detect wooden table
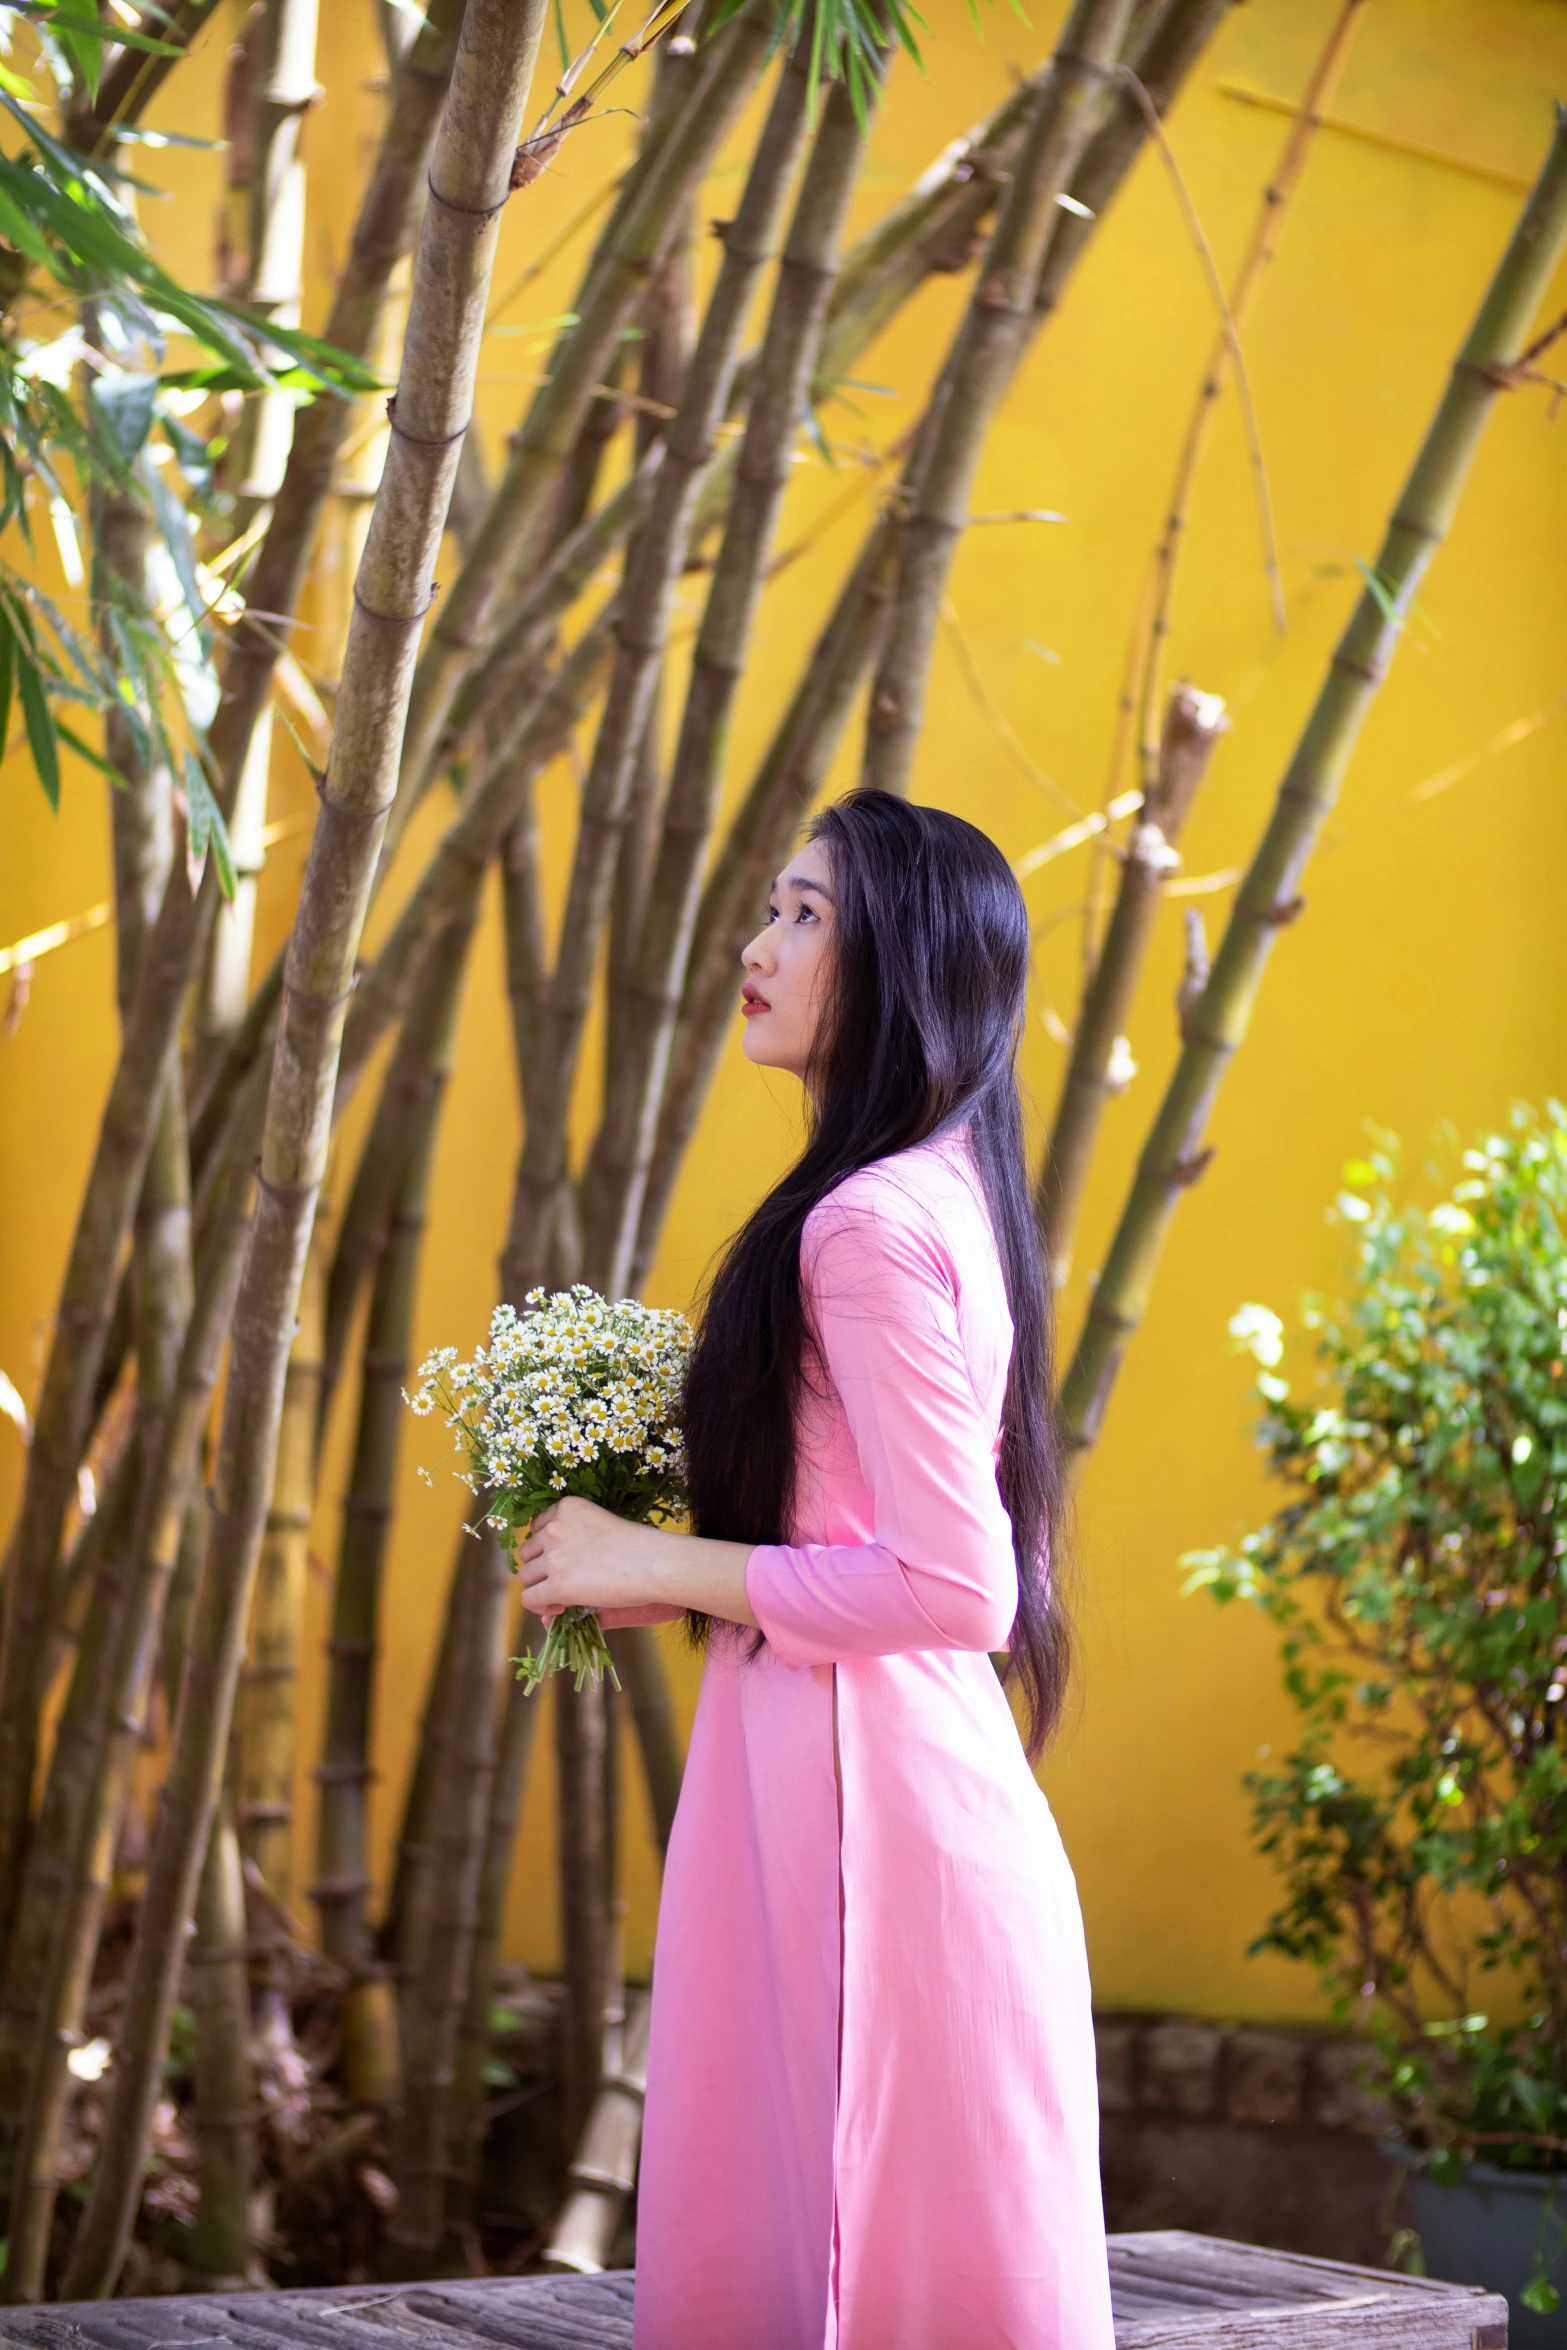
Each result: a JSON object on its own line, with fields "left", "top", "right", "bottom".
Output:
{"left": 0, "top": 2233, "right": 1510, "bottom": 2350}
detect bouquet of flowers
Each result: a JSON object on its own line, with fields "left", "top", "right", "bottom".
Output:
{"left": 407, "top": 1285, "right": 693, "bottom": 1692}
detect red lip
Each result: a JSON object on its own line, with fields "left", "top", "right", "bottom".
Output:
{"left": 741, "top": 983, "right": 770, "bottom": 1017}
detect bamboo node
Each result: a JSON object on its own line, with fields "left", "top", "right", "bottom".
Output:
{"left": 1388, "top": 508, "right": 1443, "bottom": 544}
{"left": 1127, "top": 821, "right": 1181, "bottom": 874}
{"left": 1259, "top": 895, "right": 1306, "bottom": 928}
{"left": 425, "top": 172, "right": 510, "bottom": 224}
{"left": 315, "top": 1757, "right": 378, "bottom": 1784}
{"left": 306, "top": 1872, "right": 373, "bottom": 1901}
{"left": 282, "top": 971, "right": 357, "bottom": 1014}
{"left": 251, "top": 1167, "right": 322, "bottom": 1207}
{"left": 385, "top": 397, "right": 470, "bottom": 454}
{"left": 352, "top": 582, "right": 440, "bottom": 632}
{"left": 1165, "top": 1147, "right": 1216, "bottom": 1190}
{"left": 340, "top": 1497, "right": 395, "bottom": 1525}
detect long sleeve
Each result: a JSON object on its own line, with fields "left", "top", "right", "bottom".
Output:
{"left": 746, "top": 1187, "right": 1019, "bottom": 1668}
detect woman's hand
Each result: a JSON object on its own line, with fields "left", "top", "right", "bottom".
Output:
{"left": 517, "top": 1498, "right": 675, "bottom": 1621}
{"left": 516, "top": 1499, "right": 761, "bottom": 1632}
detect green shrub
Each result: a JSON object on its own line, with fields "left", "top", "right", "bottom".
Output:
{"left": 1185, "top": 1106, "right": 1567, "bottom": 2183}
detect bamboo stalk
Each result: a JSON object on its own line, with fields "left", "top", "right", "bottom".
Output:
{"left": 386, "top": 1525, "right": 510, "bottom": 2273}
{"left": 62, "top": 6, "right": 549, "bottom": 2295}
{"left": 187, "top": 1792, "right": 263, "bottom": 2288}
{"left": 314, "top": 906, "right": 472, "bottom": 1983}
{"left": 43, "top": 1419, "right": 136, "bottom": 1697}
{"left": 377, "top": 1527, "right": 464, "bottom": 1981}
{"left": 0, "top": 1453, "right": 136, "bottom": 2217}
{"left": 446, "top": 1644, "right": 542, "bottom": 2244}
{"left": 815, "top": 79, "right": 1039, "bottom": 385}
{"left": 1124, "top": 0, "right": 1370, "bottom": 804}
{"left": 860, "top": 0, "right": 1135, "bottom": 799}
{"left": 0, "top": 1114, "right": 260, "bottom": 2304}
{"left": 604, "top": 1624, "right": 683, "bottom": 1856}
{"left": 183, "top": 29, "right": 1099, "bottom": 1195}
{"left": 235, "top": 1231, "right": 323, "bottom": 1913}
{"left": 316, "top": 895, "right": 484, "bottom": 1455}
{"left": 0, "top": 0, "right": 477, "bottom": 1606}
{"left": 1036, "top": 683, "right": 1229, "bottom": 1289}
{"left": 198, "top": 0, "right": 321, "bottom": 1068}
{"left": 1059, "top": 110, "right": 1567, "bottom": 1457}
{"left": 556, "top": 1673, "right": 608, "bottom": 2147}
{"left": 629, "top": 0, "right": 1238, "bottom": 1289}
{"left": 541, "top": 1989, "right": 651, "bottom": 2274}
{"left": 604, "top": 54, "right": 790, "bottom": 1074}
{"left": 581, "top": 53, "right": 872, "bottom": 1298}
{"left": 208, "top": 0, "right": 469, "bottom": 812}
{"left": 388, "top": 6, "right": 775, "bottom": 856}
{"left": 501, "top": 799, "right": 548, "bottom": 1086}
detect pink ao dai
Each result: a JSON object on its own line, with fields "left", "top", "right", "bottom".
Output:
{"left": 627, "top": 1130, "right": 1113, "bottom": 2350}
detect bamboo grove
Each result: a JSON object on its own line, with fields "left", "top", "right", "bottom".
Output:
{"left": 0, "top": 0, "right": 1564, "bottom": 2298}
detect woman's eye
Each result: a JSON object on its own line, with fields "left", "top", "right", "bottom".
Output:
{"left": 797, "top": 903, "right": 817, "bottom": 924}
{"left": 766, "top": 903, "right": 779, "bottom": 924}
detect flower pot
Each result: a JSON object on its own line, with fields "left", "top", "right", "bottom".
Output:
{"left": 1397, "top": 2152, "right": 1567, "bottom": 2348}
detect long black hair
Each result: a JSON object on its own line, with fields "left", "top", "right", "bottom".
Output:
{"left": 682, "top": 788, "right": 1071, "bottom": 1758}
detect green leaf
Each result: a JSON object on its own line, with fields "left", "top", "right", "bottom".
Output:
{"left": 55, "top": 716, "right": 118, "bottom": 780}
{"left": 0, "top": 183, "right": 58, "bottom": 273}
{"left": 15, "top": 7, "right": 185, "bottom": 58}
{"left": 183, "top": 750, "right": 235, "bottom": 901}
{"left": 0, "top": 605, "right": 15, "bottom": 768}
{"left": 1522, "top": 2276, "right": 1560, "bottom": 2317}
{"left": 16, "top": 637, "right": 59, "bottom": 810}
{"left": 90, "top": 365, "right": 158, "bottom": 462}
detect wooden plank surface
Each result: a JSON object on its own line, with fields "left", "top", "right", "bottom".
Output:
{"left": 1108, "top": 2233, "right": 1509, "bottom": 2350}
{"left": 0, "top": 2236, "right": 1508, "bottom": 2350}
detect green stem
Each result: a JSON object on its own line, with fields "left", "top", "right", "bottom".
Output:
{"left": 1059, "top": 107, "right": 1567, "bottom": 1456}
{"left": 187, "top": 1792, "right": 262, "bottom": 2287}
{"left": 1036, "top": 682, "right": 1229, "bottom": 1289}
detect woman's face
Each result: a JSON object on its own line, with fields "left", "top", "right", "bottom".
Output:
{"left": 739, "top": 837, "right": 836, "bottom": 1080}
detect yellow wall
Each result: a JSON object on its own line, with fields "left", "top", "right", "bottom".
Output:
{"left": 2, "top": 0, "right": 1565, "bottom": 2024}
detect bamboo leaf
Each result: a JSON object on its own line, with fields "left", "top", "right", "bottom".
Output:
{"left": 0, "top": 601, "right": 15, "bottom": 764}
{"left": 0, "top": 182, "right": 58, "bottom": 272}
{"left": 55, "top": 715, "right": 118, "bottom": 780}
{"left": 13, "top": 7, "right": 185, "bottom": 59}
{"left": 182, "top": 750, "right": 234, "bottom": 899}
{"left": 16, "top": 637, "right": 60, "bottom": 810}
{"left": 89, "top": 365, "right": 157, "bottom": 462}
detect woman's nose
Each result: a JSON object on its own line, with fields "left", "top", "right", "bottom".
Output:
{"left": 741, "top": 925, "right": 773, "bottom": 973}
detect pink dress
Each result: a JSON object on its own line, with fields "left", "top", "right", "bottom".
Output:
{"left": 629, "top": 1131, "right": 1113, "bottom": 2350}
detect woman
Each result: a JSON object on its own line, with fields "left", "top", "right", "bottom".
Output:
{"left": 519, "top": 790, "right": 1112, "bottom": 2350}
